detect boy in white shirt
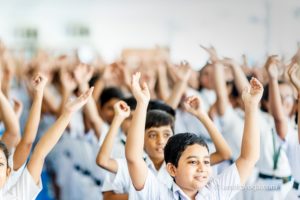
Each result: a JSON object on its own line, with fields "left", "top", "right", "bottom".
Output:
{"left": 125, "top": 72, "right": 263, "bottom": 200}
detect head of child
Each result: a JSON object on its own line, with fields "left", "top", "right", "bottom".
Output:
{"left": 164, "top": 133, "right": 212, "bottom": 193}
{"left": 144, "top": 110, "right": 174, "bottom": 166}
{"left": 0, "top": 142, "right": 11, "bottom": 188}
{"left": 278, "top": 81, "right": 295, "bottom": 117}
{"left": 99, "top": 87, "right": 124, "bottom": 124}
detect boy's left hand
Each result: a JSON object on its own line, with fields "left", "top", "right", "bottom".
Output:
{"left": 242, "top": 77, "right": 263, "bottom": 106}
{"left": 130, "top": 72, "right": 150, "bottom": 105}
{"left": 184, "top": 96, "right": 206, "bottom": 117}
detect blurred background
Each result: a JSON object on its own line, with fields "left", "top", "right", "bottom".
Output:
{"left": 0, "top": 0, "right": 299, "bottom": 68}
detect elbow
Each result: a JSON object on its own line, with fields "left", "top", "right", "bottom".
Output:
{"left": 96, "top": 156, "right": 107, "bottom": 169}
{"left": 222, "top": 149, "right": 232, "bottom": 161}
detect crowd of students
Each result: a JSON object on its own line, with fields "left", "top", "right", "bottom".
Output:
{"left": 0, "top": 39, "right": 299, "bottom": 199}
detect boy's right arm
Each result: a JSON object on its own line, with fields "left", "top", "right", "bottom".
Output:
{"left": 96, "top": 101, "right": 130, "bottom": 173}
{"left": 125, "top": 72, "right": 150, "bottom": 191}
{"left": 236, "top": 78, "right": 263, "bottom": 185}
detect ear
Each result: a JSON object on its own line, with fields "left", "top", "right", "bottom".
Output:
{"left": 6, "top": 167, "right": 11, "bottom": 177}
{"left": 166, "top": 163, "right": 177, "bottom": 178}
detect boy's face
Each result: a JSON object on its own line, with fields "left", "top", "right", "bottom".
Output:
{"left": 100, "top": 98, "right": 120, "bottom": 124}
{"left": 168, "top": 144, "right": 212, "bottom": 192}
{"left": 0, "top": 150, "right": 10, "bottom": 189}
{"left": 144, "top": 125, "right": 173, "bottom": 162}
{"left": 279, "top": 83, "right": 294, "bottom": 117}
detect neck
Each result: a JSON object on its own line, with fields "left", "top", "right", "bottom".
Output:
{"left": 150, "top": 157, "right": 164, "bottom": 171}
{"left": 181, "top": 188, "right": 198, "bottom": 200}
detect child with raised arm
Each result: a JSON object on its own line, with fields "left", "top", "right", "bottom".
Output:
{"left": 126, "top": 75, "right": 263, "bottom": 200}
{"left": 0, "top": 87, "right": 93, "bottom": 199}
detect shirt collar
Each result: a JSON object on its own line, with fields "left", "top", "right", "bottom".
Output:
{"left": 171, "top": 181, "right": 211, "bottom": 200}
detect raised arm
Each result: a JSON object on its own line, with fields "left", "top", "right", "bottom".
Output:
{"left": 96, "top": 100, "right": 130, "bottom": 173}
{"left": 213, "top": 61, "right": 230, "bottom": 116}
{"left": 287, "top": 63, "right": 300, "bottom": 144}
{"left": 125, "top": 72, "right": 150, "bottom": 190}
{"left": 236, "top": 78, "right": 263, "bottom": 185}
{"left": 0, "top": 77, "right": 21, "bottom": 150}
{"left": 184, "top": 96, "right": 232, "bottom": 165}
{"left": 222, "top": 58, "right": 250, "bottom": 95}
{"left": 165, "top": 61, "right": 192, "bottom": 109}
{"left": 265, "top": 56, "right": 288, "bottom": 140}
{"left": 13, "top": 74, "right": 47, "bottom": 170}
{"left": 27, "top": 87, "right": 93, "bottom": 184}
{"left": 74, "top": 64, "right": 103, "bottom": 139}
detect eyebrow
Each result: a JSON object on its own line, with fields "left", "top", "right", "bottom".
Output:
{"left": 186, "top": 155, "right": 210, "bottom": 160}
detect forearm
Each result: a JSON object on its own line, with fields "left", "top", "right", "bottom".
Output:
{"left": 157, "top": 66, "right": 170, "bottom": 101}
{"left": 93, "top": 78, "right": 105, "bottom": 101}
{"left": 166, "top": 81, "right": 188, "bottom": 109}
{"left": 126, "top": 103, "right": 147, "bottom": 162}
{"left": 214, "top": 63, "right": 229, "bottom": 116}
{"left": 269, "top": 79, "right": 288, "bottom": 139}
{"left": 197, "top": 114, "right": 232, "bottom": 163}
{"left": 231, "top": 64, "right": 250, "bottom": 95}
{"left": 240, "top": 103, "right": 260, "bottom": 163}
{"left": 96, "top": 117, "right": 122, "bottom": 173}
{"left": 0, "top": 92, "right": 21, "bottom": 148}
{"left": 298, "top": 93, "right": 300, "bottom": 144}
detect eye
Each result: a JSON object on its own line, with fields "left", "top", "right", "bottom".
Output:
{"left": 188, "top": 160, "right": 198, "bottom": 165}
{"left": 148, "top": 133, "right": 156, "bottom": 139}
{"left": 163, "top": 133, "right": 171, "bottom": 138}
{"left": 204, "top": 160, "right": 210, "bottom": 165}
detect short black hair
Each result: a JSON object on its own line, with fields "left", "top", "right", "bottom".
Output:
{"left": 164, "top": 133, "right": 209, "bottom": 167}
{"left": 121, "top": 97, "right": 137, "bottom": 110}
{"left": 99, "top": 87, "right": 124, "bottom": 107}
{"left": 147, "top": 100, "right": 176, "bottom": 118}
{"left": 145, "top": 110, "right": 174, "bottom": 133}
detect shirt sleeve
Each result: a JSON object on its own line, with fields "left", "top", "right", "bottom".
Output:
{"left": 14, "top": 167, "right": 43, "bottom": 200}
{"left": 136, "top": 169, "right": 161, "bottom": 200}
{"left": 208, "top": 163, "right": 241, "bottom": 200}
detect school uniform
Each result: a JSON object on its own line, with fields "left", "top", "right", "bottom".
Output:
{"left": 102, "top": 157, "right": 173, "bottom": 199}
{"left": 1, "top": 167, "right": 42, "bottom": 200}
{"left": 135, "top": 163, "right": 240, "bottom": 200}
{"left": 254, "top": 112, "right": 293, "bottom": 200}
{"left": 283, "top": 124, "right": 300, "bottom": 199}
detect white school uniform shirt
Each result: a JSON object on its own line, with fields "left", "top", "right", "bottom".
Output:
{"left": 284, "top": 124, "right": 300, "bottom": 182}
{"left": 256, "top": 111, "right": 292, "bottom": 177}
{"left": 102, "top": 157, "right": 173, "bottom": 199}
{"left": 136, "top": 163, "right": 240, "bottom": 200}
{"left": 0, "top": 167, "right": 42, "bottom": 200}
{"left": 219, "top": 106, "right": 244, "bottom": 160}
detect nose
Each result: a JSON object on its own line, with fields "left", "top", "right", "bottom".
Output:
{"left": 156, "top": 134, "right": 164, "bottom": 145}
{"left": 197, "top": 162, "right": 204, "bottom": 172}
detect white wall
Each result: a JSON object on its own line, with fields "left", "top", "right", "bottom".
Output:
{"left": 0, "top": 0, "right": 299, "bottom": 68}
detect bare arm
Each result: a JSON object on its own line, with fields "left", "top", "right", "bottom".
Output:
{"left": 236, "top": 78, "right": 263, "bottom": 185}
{"left": 184, "top": 96, "right": 232, "bottom": 165}
{"left": 27, "top": 87, "right": 93, "bottom": 184}
{"left": 213, "top": 62, "right": 230, "bottom": 116}
{"left": 166, "top": 61, "right": 192, "bottom": 109}
{"left": 223, "top": 58, "right": 250, "bottom": 95}
{"left": 266, "top": 56, "right": 288, "bottom": 140}
{"left": 13, "top": 74, "right": 47, "bottom": 170}
{"left": 96, "top": 101, "right": 130, "bottom": 173}
{"left": 125, "top": 72, "right": 150, "bottom": 190}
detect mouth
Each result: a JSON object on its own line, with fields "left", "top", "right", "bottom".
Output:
{"left": 194, "top": 175, "right": 208, "bottom": 182}
{"left": 155, "top": 147, "right": 164, "bottom": 153}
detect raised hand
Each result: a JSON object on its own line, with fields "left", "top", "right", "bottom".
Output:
{"left": 288, "top": 62, "right": 300, "bottom": 91}
{"left": 63, "top": 87, "right": 94, "bottom": 115}
{"left": 130, "top": 72, "right": 150, "bottom": 104}
{"left": 114, "top": 100, "right": 131, "bottom": 120}
{"left": 265, "top": 55, "right": 279, "bottom": 80}
{"left": 59, "top": 69, "right": 77, "bottom": 93}
{"left": 200, "top": 45, "right": 218, "bottom": 62}
{"left": 31, "top": 73, "right": 48, "bottom": 94}
{"left": 242, "top": 78, "right": 263, "bottom": 106}
{"left": 183, "top": 96, "right": 205, "bottom": 117}
{"left": 73, "top": 63, "right": 94, "bottom": 87}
